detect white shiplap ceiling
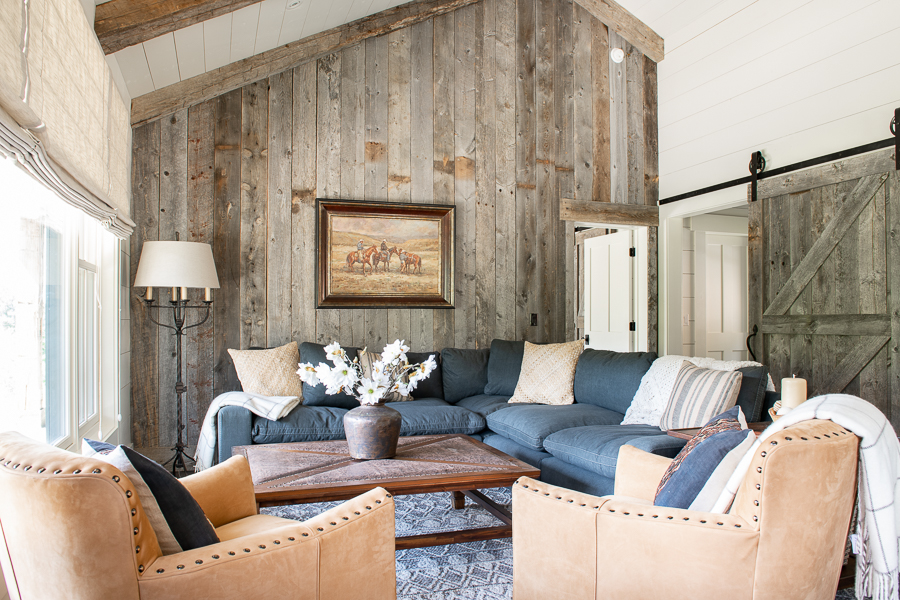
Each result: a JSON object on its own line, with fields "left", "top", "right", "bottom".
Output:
{"left": 616, "top": 0, "right": 900, "bottom": 201}
{"left": 108, "top": 0, "right": 412, "bottom": 99}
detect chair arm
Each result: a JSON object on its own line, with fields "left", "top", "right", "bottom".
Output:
{"left": 139, "top": 522, "right": 317, "bottom": 600}
{"left": 512, "top": 477, "right": 611, "bottom": 600}
{"left": 301, "top": 487, "right": 396, "bottom": 600}
{"left": 613, "top": 444, "right": 672, "bottom": 501}
{"left": 217, "top": 405, "right": 253, "bottom": 464}
{"left": 180, "top": 456, "right": 258, "bottom": 527}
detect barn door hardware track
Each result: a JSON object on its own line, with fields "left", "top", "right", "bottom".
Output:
{"left": 659, "top": 108, "right": 899, "bottom": 205}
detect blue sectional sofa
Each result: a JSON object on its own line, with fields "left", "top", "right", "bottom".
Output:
{"left": 216, "top": 339, "right": 774, "bottom": 496}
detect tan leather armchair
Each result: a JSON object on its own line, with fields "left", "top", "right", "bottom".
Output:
{"left": 0, "top": 432, "right": 397, "bottom": 600}
{"left": 512, "top": 419, "right": 858, "bottom": 600}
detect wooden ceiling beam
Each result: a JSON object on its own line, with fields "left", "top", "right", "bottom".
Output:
{"left": 95, "top": 0, "right": 265, "bottom": 55}
{"left": 574, "top": 0, "right": 664, "bottom": 63}
{"left": 561, "top": 199, "right": 659, "bottom": 227}
{"left": 131, "top": 0, "right": 479, "bottom": 126}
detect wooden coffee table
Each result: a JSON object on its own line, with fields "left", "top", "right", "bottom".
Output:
{"left": 234, "top": 434, "right": 540, "bottom": 549}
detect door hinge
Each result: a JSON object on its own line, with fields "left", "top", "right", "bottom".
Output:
{"left": 629, "top": 321, "right": 636, "bottom": 332}
{"left": 629, "top": 247, "right": 636, "bottom": 257}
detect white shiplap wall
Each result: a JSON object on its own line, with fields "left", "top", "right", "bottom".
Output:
{"left": 617, "top": 0, "right": 900, "bottom": 200}
{"left": 110, "top": 0, "right": 414, "bottom": 98}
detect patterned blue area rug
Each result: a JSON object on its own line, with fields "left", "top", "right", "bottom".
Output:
{"left": 262, "top": 487, "right": 856, "bottom": 600}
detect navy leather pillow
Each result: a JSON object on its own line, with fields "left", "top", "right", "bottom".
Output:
{"left": 573, "top": 349, "right": 657, "bottom": 414}
{"left": 299, "top": 342, "right": 360, "bottom": 409}
{"left": 407, "top": 351, "right": 444, "bottom": 399}
{"left": 735, "top": 365, "right": 769, "bottom": 422}
{"left": 84, "top": 440, "right": 219, "bottom": 554}
{"left": 441, "top": 347, "right": 490, "bottom": 404}
{"left": 484, "top": 340, "right": 525, "bottom": 396}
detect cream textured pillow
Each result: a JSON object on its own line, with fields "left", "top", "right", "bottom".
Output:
{"left": 228, "top": 341, "right": 304, "bottom": 399}
{"left": 508, "top": 339, "right": 585, "bottom": 405}
{"left": 358, "top": 349, "right": 412, "bottom": 402}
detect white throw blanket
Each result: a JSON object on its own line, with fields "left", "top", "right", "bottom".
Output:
{"left": 711, "top": 395, "right": 900, "bottom": 600}
{"left": 621, "top": 355, "right": 775, "bottom": 427}
{"left": 193, "top": 391, "right": 300, "bottom": 472}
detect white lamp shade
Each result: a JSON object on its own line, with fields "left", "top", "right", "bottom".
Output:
{"left": 134, "top": 241, "right": 220, "bottom": 288}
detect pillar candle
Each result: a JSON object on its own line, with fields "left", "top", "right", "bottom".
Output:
{"left": 171, "top": 287, "right": 178, "bottom": 301}
{"left": 204, "top": 287, "right": 211, "bottom": 302}
{"left": 781, "top": 377, "right": 807, "bottom": 409}
{"left": 145, "top": 286, "right": 153, "bottom": 301}
{"left": 180, "top": 286, "right": 188, "bottom": 301}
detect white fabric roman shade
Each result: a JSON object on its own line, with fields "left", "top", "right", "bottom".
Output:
{"left": 0, "top": 0, "right": 133, "bottom": 236}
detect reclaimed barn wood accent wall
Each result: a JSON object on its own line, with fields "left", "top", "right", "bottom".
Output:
{"left": 130, "top": 0, "right": 659, "bottom": 447}
{"left": 749, "top": 148, "right": 899, "bottom": 428}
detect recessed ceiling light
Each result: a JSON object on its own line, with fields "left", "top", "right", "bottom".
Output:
{"left": 610, "top": 48, "right": 625, "bottom": 63}
{"left": 286, "top": 0, "right": 303, "bottom": 9}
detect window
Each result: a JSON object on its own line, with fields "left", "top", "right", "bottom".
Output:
{"left": 0, "top": 156, "right": 120, "bottom": 450}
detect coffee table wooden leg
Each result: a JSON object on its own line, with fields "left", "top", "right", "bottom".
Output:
{"left": 451, "top": 490, "right": 466, "bottom": 509}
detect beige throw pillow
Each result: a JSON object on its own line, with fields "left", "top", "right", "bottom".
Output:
{"left": 358, "top": 349, "right": 412, "bottom": 402}
{"left": 508, "top": 339, "right": 585, "bottom": 405}
{"left": 659, "top": 361, "right": 743, "bottom": 430}
{"left": 228, "top": 341, "right": 304, "bottom": 399}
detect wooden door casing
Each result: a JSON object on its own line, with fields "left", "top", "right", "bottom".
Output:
{"left": 748, "top": 148, "right": 899, "bottom": 428}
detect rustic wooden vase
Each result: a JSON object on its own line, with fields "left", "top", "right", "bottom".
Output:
{"left": 343, "top": 403, "right": 402, "bottom": 460}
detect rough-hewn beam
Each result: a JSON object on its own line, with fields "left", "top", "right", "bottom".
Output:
{"left": 574, "top": 0, "right": 663, "bottom": 63}
{"left": 561, "top": 198, "right": 658, "bottom": 227}
{"left": 130, "top": 0, "right": 480, "bottom": 126}
{"left": 96, "top": 0, "right": 265, "bottom": 55}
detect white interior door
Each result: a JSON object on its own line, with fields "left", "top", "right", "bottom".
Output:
{"left": 695, "top": 231, "right": 748, "bottom": 361}
{"left": 584, "top": 230, "right": 633, "bottom": 351}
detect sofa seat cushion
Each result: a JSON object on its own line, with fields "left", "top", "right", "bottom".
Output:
{"left": 252, "top": 406, "right": 349, "bottom": 444}
{"left": 486, "top": 404, "right": 624, "bottom": 451}
{"left": 390, "top": 399, "right": 486, "bottom": 435}
{"left": 455, "top": 394, "right": 514, "bottom": 418}
{"left": 542, "top": 425, "right": 687, "bottom": 479}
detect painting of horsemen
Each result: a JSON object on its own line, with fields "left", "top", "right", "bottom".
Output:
{"left": 316, "top": 199, "right": 455, "bottom": 308}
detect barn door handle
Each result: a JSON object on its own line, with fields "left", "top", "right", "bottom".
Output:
{"left": 746, "top": 325, "right": 759, "bottom": 362}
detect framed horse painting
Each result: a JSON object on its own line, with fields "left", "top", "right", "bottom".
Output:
{"left": 315, "top": 199, "right": 455, "bottom": 308}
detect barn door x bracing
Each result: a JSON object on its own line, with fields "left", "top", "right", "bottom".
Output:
{"left": 749, "top": 148, "right": 899, "bottom": 428}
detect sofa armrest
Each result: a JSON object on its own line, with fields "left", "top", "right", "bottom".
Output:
{"left": 761, "top": 390, "right": 780, "bottom": 422}
{"left": 180, "top": 456, "right": 258, "bottom": 527}
{"left": 217, "top": 405, "right": 253, "bottom": 464}
{"left": 613, "top": 445, "right": 672, "bottom": 501}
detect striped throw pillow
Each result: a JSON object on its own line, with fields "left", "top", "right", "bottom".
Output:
{"left": 659, "top": 361, "right": 743, "bottom": 430}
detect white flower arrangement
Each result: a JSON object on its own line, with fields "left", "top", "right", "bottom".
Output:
{"left": 297, "top": 340, "right": 437, "bottom": 406}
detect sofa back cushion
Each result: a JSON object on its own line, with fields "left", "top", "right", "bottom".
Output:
{"left": 734, "top": 365, "right": 769, "bottom": 422}
{"left": 573, "top": 349, "right": 657, "bottom": 414}
{"left": 407, "top": 351, "right": 444, "bottom": 400}
{"left": 441, "top": 347, "right": 490, "bottom": 404}
{"left": 484, "top": 340, "right": 525, "bottom": 396}
{"left": 299, "top": 342, "right": 361, "bottom": 409}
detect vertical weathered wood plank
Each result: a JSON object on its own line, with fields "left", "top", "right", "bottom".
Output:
{"left": 185, "top": 100, "right": 216, "bottom": 445}
{"left": 788, "top": 191, "right": 813, "bottom": 388}
{"left": 642, "top": 55, "right": 658, "bottom": 206}
{"left": 647, "top": 225, "right": 658, "bottom": 353}
{"left": 747, "top": 186, "right": 764, "bottom": 374}
{"left": 316, "top": 53, "right": 342, "bottom": 345}
{"left": 859, "top": 183, "right": 887, "bottom": 413}
{"left": 240, "top": 82, "right": 268, "bottom": 350}
{"left": 625, "top": 43, "right": 644, "bottom": 205}
{"left": 591, "top": 18, "right": 610, "bottom": 204}
{"left": 291, "top": 63, "right": 318, "bottom": 348}
{"left": 475, "top": 0, "right": 496, "bottom": 348}
{"left": 433, "top": 12, "right": 456, "bottom": 351}
{"left": 388, "top": 27, "right": 412, "bottom": 347}
{"left": 365, "top": 36, "right": 389, "bottom": 349}
{"left": 158, "top": 108, "right": 188, "bottom": 447}
{"left": 131, "top": 121, "right": 160, "bottom": 447}
{"left": 555, "top": 0, "right": 575, "bottom": 342}
{"left": 887, "top": 171, "right": 899, "bottom": 424}
{"left": 341, "top": 43, "right": 367, "bottom": 348}
{"left": 212, "top": 89, "right": 242, "bottom": 398}
{"left": 767, "top": 194, "right": 791, "bottom": 385}
{"left": 516, "top": 0, "right": 537, "bottom": 343}
{"left": 810, "top": 185, "right": 836, "bottom": 395}
{"left": 608, "top": 30, "right": 626, "bottom": 205}
{"left": 267, "top": 71, "right": 293, "bottom": 348}
{"left": 573, "top": 3, "right": 592, "bottom": 202}
{"left": 535, "top": 0, "right": 555, "bottom": 342}
{"left": 455, "top": 3, "right": 478, "bottom": 349}
{"left": 410, "top": 19, "right": 435, "bottom": 352}
{"left": 835, "top": 179, "right": 861, "bottom": 394}
{"left": 494, "top": 0, "right": 517, "bottom": 342}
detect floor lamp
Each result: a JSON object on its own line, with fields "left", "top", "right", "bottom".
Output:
{"left": 134, "top": 240, "right": 219, "bottom": 475}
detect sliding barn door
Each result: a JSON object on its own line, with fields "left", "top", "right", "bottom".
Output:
{"left": 749, "top": 148, "right": 899, "bottom": 428}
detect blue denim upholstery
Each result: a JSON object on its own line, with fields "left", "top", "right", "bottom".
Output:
{"left": 542, "top": 424, "right": 686, "bottom": 478}
{"left": 455, "top": 394, "right": 514, "bottom": 418}
{"left": 389, "top": 399, "right": 486, "bottom": 435}
{"left": 484, "top": 340, "right": 525, "bottom": 396}
{"left": 735, "top": 365, "right": 769, "bottom": 422}
{"left": 407, "top": 351, "right": 444, "bottom": 400}
{"left": 441, "top": 347, "right": 490, "bottom": 404}
{"left": 573, "top": 349, "right": 656, "bottom": 414}
{"left": 299, "top": 342, "right": 361, "bottom": 409}
{"left": 251, "top": 405, "right": 349, "bottom": 444}
{"left": 218, "top": 405, "right": 253, "bottom": 462}
{"left": 486, "top": 404, "right": 624, "bottom": 451}
{"left": 538, "top": 457, "right": 615, "bottom": 497}
{"left": 483, "top": 432, "right": 552, "bottom": 468}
